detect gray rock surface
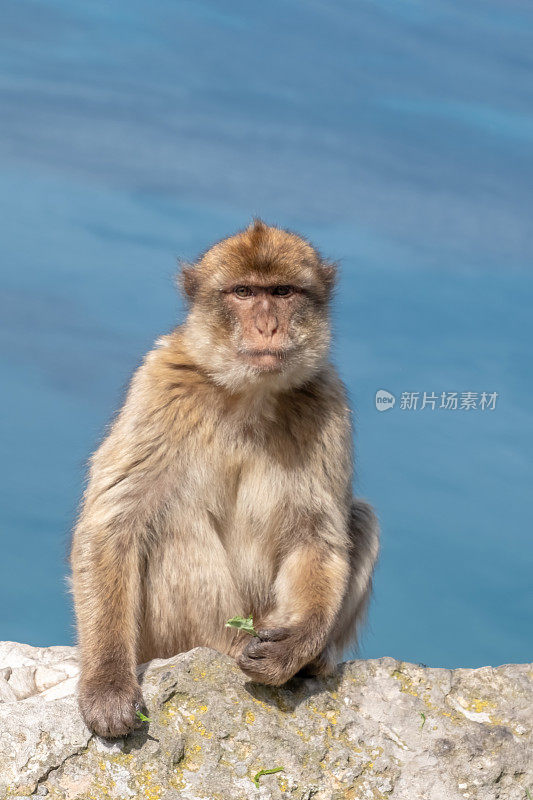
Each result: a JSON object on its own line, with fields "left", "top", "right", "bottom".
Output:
{"left": 0, "top": 642, "right": 531, "bottom": 799}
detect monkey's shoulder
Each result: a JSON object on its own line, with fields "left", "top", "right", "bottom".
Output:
{"left": 140, "top": 332, "right": 219, "bottom": 401}
{"left": 101, "top": 332, "right": 223, "bottom": 449}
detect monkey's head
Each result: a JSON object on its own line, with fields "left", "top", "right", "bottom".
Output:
{"left": 180, "top": 220, "right": 336, "bottom": 392}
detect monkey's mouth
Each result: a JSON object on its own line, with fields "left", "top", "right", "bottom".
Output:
{"left": 240, "top": 348, "right": 289, "bottom": 371}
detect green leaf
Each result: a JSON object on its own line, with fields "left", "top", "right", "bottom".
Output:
{"left": 225, "top": 615, "right": 258, "bottom": 636}
{"left": 252, "top": 767, "right": 284, "bottom": 788}
{"left": 135, "top": 710, "right": 152, "bottom": 723}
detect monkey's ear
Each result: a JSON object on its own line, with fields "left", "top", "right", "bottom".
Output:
{"left": 321, "top": 260, "right": 338, "bottom": 293}
{"left": 177, "top": 264, "right": 199, "bottom": 301}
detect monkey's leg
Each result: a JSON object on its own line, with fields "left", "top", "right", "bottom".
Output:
{"left": 72, "top": 522, "right": 144, "bottom": 738}
{"left": 137, "top": 514, "right": 245, "bottom": 663}
{"left": 299, "top": 499, "right": 380, "bottom": 677}
{"left": 236, "top": 529, "right": 352, "bottom": 686}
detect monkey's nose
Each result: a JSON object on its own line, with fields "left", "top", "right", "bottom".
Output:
{"left": 255, "top": 313, "right": 278, "bottom": 337}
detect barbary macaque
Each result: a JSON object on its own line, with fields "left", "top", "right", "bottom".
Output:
{"left": 71, "top": 220, "right": 379, "bottom": 737}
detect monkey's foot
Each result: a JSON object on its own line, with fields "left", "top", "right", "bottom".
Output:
{"left": 78, "top": 677, "right": 145, "bottom": 739}
{"left": 237, "top": 626, "right": 322, "bottom": 686}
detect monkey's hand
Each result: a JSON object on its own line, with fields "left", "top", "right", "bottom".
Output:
{"left": 78, "top": 674, "right": 145, "bottom": 739}
{"left": 236, "top": 627, "right": 315, "bottom": 686}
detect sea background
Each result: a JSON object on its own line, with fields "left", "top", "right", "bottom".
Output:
{"left": 1, "top": 0, "right": 532, "bottom": 667}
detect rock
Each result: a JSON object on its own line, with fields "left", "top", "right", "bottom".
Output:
{"left": 0, "top": 642, "right": 531, "bottom": 799}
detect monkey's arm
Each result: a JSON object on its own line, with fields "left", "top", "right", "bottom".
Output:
{"left": 71, "top": 375, "right": 170, "bottom": 738}
{"left": 72, "top": 509, "right": 144, "bottom": 738}
{"left": 237, "top": 518, "right": 350, "bottom": 685}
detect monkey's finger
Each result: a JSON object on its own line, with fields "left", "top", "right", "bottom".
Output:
{"left": 244, "top": 640, "right": 272, "bottom": 660}
{"left": 256, "top": 627, "right": 289, "bottom": 642}
{"left": 237, "top": 654, "right": 267, "bottom": 674}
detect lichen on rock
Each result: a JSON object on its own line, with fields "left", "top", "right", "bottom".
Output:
{"left": 0, "top": 642, "right": 531, "bottom": 799}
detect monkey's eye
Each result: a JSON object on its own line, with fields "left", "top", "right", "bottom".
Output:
{"left": 272, "top": 285, "right": 293, "bottom": 297}
{"left": 234, "top": 286, "right": 253, "bottom": 298}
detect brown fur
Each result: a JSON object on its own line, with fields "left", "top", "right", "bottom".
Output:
{"left": 70, "top": 220, "right": 379, "bottom": 738}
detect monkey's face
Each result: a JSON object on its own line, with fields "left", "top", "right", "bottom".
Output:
{"left": 182, "top": 222, "right": 335, "bottom": 392}
{"left": 221, "top": 279, "right": 324, "bottom": 372}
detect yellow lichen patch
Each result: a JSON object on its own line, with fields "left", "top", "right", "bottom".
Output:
{"left": 245, "top": 710, "right": 255, "bottom": 724}
{"left": 413, "top": 688, "right": 461, "bottom": 724}
{"left": 251, "top": 696, "right": 271, "bottom": 711}
{"left": 136, "top": 768, "right": 163, "bottom": 800}
{"left": 308, "top": 703, "right": 338, "bottom": 728}
{"left": 81, "top": 751, "right": 140, "bottom": 799}
{"left": 165, "top": 694, "right": 215, "bottom": 738}
{"left": 168, "top": 766, "right": 187, "bottom": 792}
{"left": 190, "top": 666, "right": 209, "bottom": 683}
{"left": 391, "top": 676, "right": 466, "bottom": 727}
{"left": 452, "top": 696, "right": 519, "bottom": 733}
{"left": 392, "top": 669, "right": 419, "bottom": 697}
{"left": 168, "top": 771, "right": 186, "bottom": 792}
{"left": 464, "top": 697, "right": 496, "bottom": 714}
{"left": 103, "top": 752, "right": 134, "bottom": 767}
{"left": 325, "top": 724, "right": 335, "bottom": 739}
{"left": 158, "top": 705, "right": 177, "bottom": 727}
{"left": 186, "top": 713, "right": 213, "bottom": 739}
{"left": 441, "top": 709, "right": 463, "bottom": 723}
{"left": 309, "top": 703, "right": 328, "bottom": 719}
{"left": 84, "top": 768, "right": 117, "bottom": 798}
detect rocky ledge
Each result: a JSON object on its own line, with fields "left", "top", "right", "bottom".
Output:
{"left": 0, "top": 642, "right": 531, "bottom": 800}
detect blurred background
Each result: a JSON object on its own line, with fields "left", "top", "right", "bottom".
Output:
{"left": 1, "top": 0, "right": 532, "bottom": 667}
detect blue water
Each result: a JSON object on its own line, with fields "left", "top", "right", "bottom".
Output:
{"left": 1, "top": 0, "right": 532, "bottom": 668}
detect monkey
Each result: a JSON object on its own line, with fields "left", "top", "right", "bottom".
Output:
{"left": 70, "top": 220, "right": 379, "bottom": 738}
